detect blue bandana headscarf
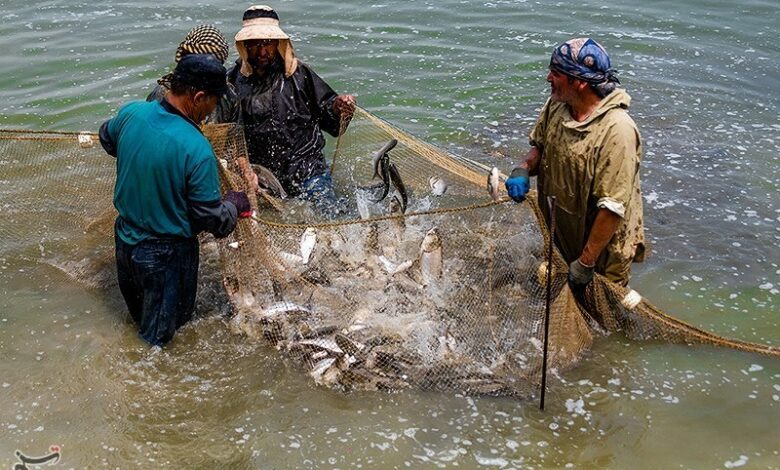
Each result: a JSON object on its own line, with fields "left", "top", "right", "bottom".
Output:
{"left": 549, "top": 38, "right": 619, "bottom": 85}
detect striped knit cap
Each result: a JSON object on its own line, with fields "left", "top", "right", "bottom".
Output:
{"left": 174, "top": 24, "right": 229, "bottom": 64}
{"left": 158, "top": 25, "right": 229, "bottom": 89}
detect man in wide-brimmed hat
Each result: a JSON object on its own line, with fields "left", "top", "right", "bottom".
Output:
{"left": 505, "top": 38, "right": 646, "bottom": 288}
{"left": 215, "top": 5, "right": 356, "bottom": 215}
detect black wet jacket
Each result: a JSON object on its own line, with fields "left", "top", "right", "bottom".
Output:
{"left": 214, "top": 58, "right": 342, "bottom": 196}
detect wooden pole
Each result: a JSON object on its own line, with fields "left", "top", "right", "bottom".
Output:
{"left": 540, "top": 196, "right": 556, "bottom": 411}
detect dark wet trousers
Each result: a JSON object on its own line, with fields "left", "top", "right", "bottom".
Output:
{"left": 302, "top": 172, "right": 348, "bottom": 218}
{"left": 115, "top": 235, "right": 199, "bottom": 346}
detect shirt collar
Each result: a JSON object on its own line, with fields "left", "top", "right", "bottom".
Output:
{"left": 160, "top": 98, "right": 202, "bottom": 133}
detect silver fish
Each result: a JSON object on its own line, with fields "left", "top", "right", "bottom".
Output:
{"left": 310, "top": 357, "right": 341, "bottom": 386}
{"left": 262, "top": 301, "right": 312, "bottom": 320}
{"left": 279, "top": 251, "right": 304, "bottom": 265}
{"left": 429, "top": 176, "right": 447, "bottom": 196}
{"left": 377, "top": 255, "right": 397, "bottom": 273}
{"left": 392, "top": 259, "right": 414, "bottom": 276}
{"left": 294, "top": 338, "right": 344, "bottom": 356}
{"left": 251, "top": 163, "right": 287, "bottom": 199}
{"left": 419, "top": 227, "right": 443, "bottom": 285}
{"left": 487, "top": 166, "right": 501, "bottom": 202}
{"left": 300, "top": 227, "right": 317, "bottom": 265}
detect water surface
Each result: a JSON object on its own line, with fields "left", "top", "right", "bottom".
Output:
{"left": 1, "top": 1, "right": 778, "bottom": 468}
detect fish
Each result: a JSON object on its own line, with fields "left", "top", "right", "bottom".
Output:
{"left": 377, "top": 255, "right": 397, "bottom": 273}
{"left": 388, "top": 194, "right": 406, "bottom": 236}
{"left": 419, "top": 227, "right": 443, "bottom": 285}
{"left": 261, "top": 301, "right": 312, "bottom": 321}
{"left": 392, "top": 259, "right": 414, "bottom": 276}
{"left": 279, "top": 251, "right": 304, "bottom": 265}
{"left": 387, "top": 163, "right": 408, "bottom": 213}
{"left": 300, "top": 227, "right": 317, "bottom": 265}
{"left": 371, "top": 139, "right": 398, "bottom": 179}
{"left": 371, "top": 140, "right": 397, "bottom": 203}
{"left": 487, "top": 166, "right": 501, "bottom": 202}
{"left": 291, "top": 338, "right": 344, "bottom": 360}
{"left": 335, "top": 333, "right": 365, "bottom": 357}
{"left": 296, "top": 323, "right": 339, "bottom": 340}
{"left": 251, "top": 163, "right": 288, "bottom": 199}
{"left": 428, "top": 176, "right": 447, "bottom": 196}
{"left": 372, "top": 155, "right": 391, "bottom": 202}
{"left": 310, "top": 357, "right": 341, "bottom": 386}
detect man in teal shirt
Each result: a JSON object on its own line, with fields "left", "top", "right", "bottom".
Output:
{"left": 100, "top": 54, "right": 251, "bottom": 346}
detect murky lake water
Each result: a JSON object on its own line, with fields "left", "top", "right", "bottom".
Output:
{"left": 1, "top": 0, "right": 778, "bottom": 468}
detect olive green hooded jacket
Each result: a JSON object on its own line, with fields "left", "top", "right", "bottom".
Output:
{"left": 530, "top": 89, "right": 646, "bottom": 284}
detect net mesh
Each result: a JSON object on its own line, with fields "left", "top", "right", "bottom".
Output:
{"left": 1, "top": 111, "right": 777, "bottom": 399}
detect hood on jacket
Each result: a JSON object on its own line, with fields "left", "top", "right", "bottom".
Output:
{"left": 563, "top": 88, "right": 631, "bottom": 131}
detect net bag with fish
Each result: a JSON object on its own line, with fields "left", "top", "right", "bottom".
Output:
{"left": 201, "top": 109, "right": 779, "bottom": 397}
{"left": 1, "top": 117, "right": 776, "bottom": 399}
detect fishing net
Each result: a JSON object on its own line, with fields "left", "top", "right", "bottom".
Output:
{"left": 1, "top": 112, "right": 776, "bottom": 399}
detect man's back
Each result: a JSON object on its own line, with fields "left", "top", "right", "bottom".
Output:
{"left": 107, "top": 100, "right": 221, "bottom": 244}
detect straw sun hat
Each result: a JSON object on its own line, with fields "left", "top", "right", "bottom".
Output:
{"left": 235, "top": 5, "right": 298, "bottom": 77}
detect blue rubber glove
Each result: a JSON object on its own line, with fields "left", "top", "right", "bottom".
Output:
{"left": 505, "top": 167, "right": 530, "bottom": 202}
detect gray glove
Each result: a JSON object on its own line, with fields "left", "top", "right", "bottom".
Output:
{"left": 568, "top": 259, "right": 595, "bottom": 288}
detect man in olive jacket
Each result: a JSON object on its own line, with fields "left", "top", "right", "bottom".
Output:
{"left": 506, "top": 38, "right": 646, "bottom": 287}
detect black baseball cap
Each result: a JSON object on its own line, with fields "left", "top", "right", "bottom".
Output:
{"left": 172, "top": 54, "right": 228, "bottom": 96}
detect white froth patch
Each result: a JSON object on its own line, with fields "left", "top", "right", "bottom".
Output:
{"left": 724, "top": 455, "right": 748, "bottom": 468}
{"left": 475, "top": 455, "right": 508, "bottom": 467}
{"left": 565, "top": 398, "right": 585, "bottom": 415}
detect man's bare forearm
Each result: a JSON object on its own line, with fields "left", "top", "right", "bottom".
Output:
{"left": 579, "top": 208, "right": 621, "bottom": 266}
{"left": 518, "top": 146, "right": 542, "bottom": 176}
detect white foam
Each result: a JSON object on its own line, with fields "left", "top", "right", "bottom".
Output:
{"left": 724, "top": 456, "right": 748, "bottom": 468}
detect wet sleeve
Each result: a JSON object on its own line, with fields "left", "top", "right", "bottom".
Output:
{"left": 98, "top": 120, "right": 117, "bottom": 157}
{"left": 208, "top": 84, "right": 238, "bottom": 124}
{"left": 593, "top": 118, "right": 641, "bottom": 218}
{"left": 305, "top": 67, "right": 340, "bottom": 137}
{"left": 529, "top": 98, "right": 552, "bottom": 150}
{"left": 187, "top": 155, "right": 238, "bottom": 238}
{"left": 189, "top": 198, "right": 238, "bottom": 239}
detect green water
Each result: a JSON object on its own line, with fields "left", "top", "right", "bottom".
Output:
{"left": 1, "top": 1, "right": 778, "bottom": 468}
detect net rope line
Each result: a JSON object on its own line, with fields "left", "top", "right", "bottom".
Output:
{"left": 340, "top": 107, "right": 491, "bottom": 188}
{"left": 252, "top": 197, "right": 515, "bottom": 230}
{"left": 0, "top": 129, "right": 98, "bottom": 142}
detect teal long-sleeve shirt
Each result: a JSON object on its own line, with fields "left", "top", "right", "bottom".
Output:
{"left": 100, "top": 99, "right": 237, "bottom": 245}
